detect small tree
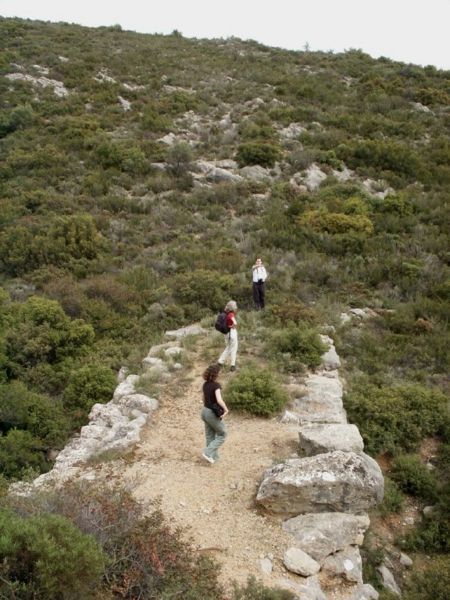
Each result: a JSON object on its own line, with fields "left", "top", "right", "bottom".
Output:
{"left": 167, "top": 142, "right": 193, "bottom": 176}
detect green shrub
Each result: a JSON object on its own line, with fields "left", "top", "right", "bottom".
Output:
{"left": 16, "top": 480, "right": 224, "bottom": 600}
{"left": 231, "top": 575, "right": 295, "bottom": 599}
{"left": 5, "top": 296, "right": 95, "bottom": 379}
{"left": 344, "top": 383, "right": 449, "bottom": 455}
{"left": 236, "top": 142, "right": 282, "bottom": 167}
{"left": 390, "top": 454, "right": 438, "bottom": 501}
{"left": 166, "top": 142, "right": 194, "bottom": 176}
{"left": 226, "top": 366, "right": 288, "bottom": 417}
{"left": 298, "top": 210, "right": 374, "bottom": 235}
{"left": 174, "top": 269, "right": 234, "bottom": 310}
{"left": 403, "top": 557, "right": 450, "bottom": 600}
{"left": 63, "top": 364, "right": 116, "bottom": 416}
{"left": 377, "top": 477, "right": 405, "bottom": 517}
{"left": 0, "top": 429, "right": 49, "bottom": 478}
{"left": 268, "top": 325, "right": 327, "bottom": 371}
{"left": 0, "top": 380, "right": 69, "bottom": 447}
{"left": 0, "top": 509, "right": 105, "bottom": 599}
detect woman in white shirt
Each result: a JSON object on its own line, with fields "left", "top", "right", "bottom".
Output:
{"left": 252, "top": 257, "right": 267, "bottom": 310}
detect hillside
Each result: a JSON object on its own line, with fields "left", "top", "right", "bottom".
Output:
{"left": 0, "top": 16, "right": 449, "bottom": 599}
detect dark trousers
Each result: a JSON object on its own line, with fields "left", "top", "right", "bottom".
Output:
{"left": 253, "top": 281, "right": 265, "bottom": 309}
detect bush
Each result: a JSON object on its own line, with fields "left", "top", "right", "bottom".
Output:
{"left": 403, "top": 557, "right": 450, "bottom": 600}
{"left": 231, "top": 575, "right": 295, "bottom": 600}
{"left": 14, "top": 480, "right": 224, "bottom": 600}
{"left": 63, "top": 364, "right": 116, "bottom": 417}
{"left": 344, "top": 383, "right": 449, "bottom": 456}
{"left": 236, "top": 142, "right": 282, "bottom": 167}
{"left": 377, "top": 477, "right": 405, "bottom": 517}
{"left": 0, "top": 509, "right": 105, "bottom": 598}
{"left": 298, "top": 210, "right": 374, "bottom": 235}
{"left": 5, "top": 296, "right": 95, "bottom": 379}
{"left": 390, "top": 454, "right": 438, "bottom": 501}
{"left": 0, "top": 429, "right": 49, "bottom": 478}
{"left": 174, "top": 269, "right": 234, "bottom": 310}
{"left": 226, "top": 365, "right": 288, "bottom": 417}
{"left": 268, "top": 325, "right": 327, "bottom": 371}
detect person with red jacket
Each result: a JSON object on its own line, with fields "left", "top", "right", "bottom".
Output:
{"left": 218, "top": 300, "right": 238, "bottom": 372}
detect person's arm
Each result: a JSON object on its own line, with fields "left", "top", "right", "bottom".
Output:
{"left": 230, "top": 315, "right": 237, "bottom": 328}
{"left": 215, "top": 388, "right": 228, "bottom": 417}
{"left": 262, "top": 266, "right": 267, "bottom": 280}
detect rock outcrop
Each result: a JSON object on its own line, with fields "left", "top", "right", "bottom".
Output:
{"left": 257, "top": 332, "right": 384, "bottom": 599}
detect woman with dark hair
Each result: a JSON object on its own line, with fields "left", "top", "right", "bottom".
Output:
{"left": 201, "top": 363, "right": 229, "bottom": 464}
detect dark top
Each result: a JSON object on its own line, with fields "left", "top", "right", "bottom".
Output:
{"left": 203, "top": 381, "right": 221, "bottom": 409}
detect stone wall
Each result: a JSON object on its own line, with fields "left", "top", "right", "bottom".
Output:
{"left": 256, "top": 334, "right": 383, "bottom": 600}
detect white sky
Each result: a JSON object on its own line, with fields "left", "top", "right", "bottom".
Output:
{"left": 1, "top": 0, "right": 450, "bottom": 70}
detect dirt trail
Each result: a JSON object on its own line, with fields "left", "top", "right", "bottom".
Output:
{"left": 120, "top": 345, "right": 300, "bottom": 589}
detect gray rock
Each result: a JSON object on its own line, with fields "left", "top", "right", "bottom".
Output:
{"left": 113, "top": 375, "right": 139, "bottom": 401}
{"left": 298, "top": 424, "right": 364, "bottom": 455}
{"left": 279, "top": 122, "right": 306, "bottom": 140}
{"left": 400, "top": 552, "right": 413, "bottom": 567}
{"left": 282, "top": 513, "right": 370, "bottom": 562}
{"left": 142, "top": 356, "right": 165, "bottom": 370}
{"left": 157, "top": 132, "right": 177, "bottom": 145}
{"left": 283, "top": 547, "right": 320, "bottom": 576}
{"left": 294, "top": 575, "right": 327, "bottom": 600}
{"left": 166, "top": 324, "right": 206, "bottom": 338}
{"left": 164, "top": 346, "right": 183, "bottom": 357}
{"left": 377, "top": 565, "right": 401, "bottom": 595}
{"left": 117, "top": 366, "right": 129, "bottom": 382}
{"left": 115, "top": 393, "right": 158, "bottom": 415}
{"left": 303, "top": 163, "right": 327, "bottom": 191}
{"left": 206, "top": 166, "right": 243, "bottom": 183}
{"left": 322, "top": 546, "right": 363, "bottom": 583}
{"left": 349, "top": 584, "right": 379, "bottom": 600}
{"left": 256, "top": 451, "right": 384, "bottom": 515}
{"left": 290, "top": 374, "right": 347, "bottom": 424}
{"left": 259, "top": 557, "right": 273, "bottom": 574}
{"left": 240, "top": 165, "right": 272, "bottom": 182}
{"left": 216, "top": 159, "right": 238, "bottom": 169}
{"left": 319, "top": 335, "right": 341, "bottom": 370}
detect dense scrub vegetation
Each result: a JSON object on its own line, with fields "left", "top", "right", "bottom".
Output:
{"left": 0, "top": 16, "right": 448, "bottom": 597}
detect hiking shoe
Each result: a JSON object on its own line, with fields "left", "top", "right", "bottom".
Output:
{"left": 202, "top": 453, "right": 215, "bottom": 464}
{"left": 230, "top": 365, "right": 236, "bottom": 372}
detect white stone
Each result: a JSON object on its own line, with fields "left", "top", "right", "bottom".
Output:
{"left": 298, "top": 424, "right": 364, "bottom": 455}
{"left": 5, "top": 73, "right": 69, "bottom": 97}
{"left": 113, "top": 374, "right": 139, "bottom": 400}
{"left": 400, "top": 552, "right": 413, "bottom": 567}
{"left": 165, "top": 324, "right": 206, "bottom": 338}
{"left": 118, "top": 96, "right": 131, "bottom": 111}
{"left": 322, "top": 546, "right": 363, "bottom": 583}
{"left": 257, "top": 451, "right": 384, "bottom": 515}
{"left": 240, "top": 165, "right": 272, "bottom": 182}
{"left": 283, "top": 547, "right": 320, "bottom": 576}
{"left": 303, "top": 163, "right": 327, "bottom": 190}
{"left": 157, "top": 132, "right": 177, "bottom": 146}
{"left": 319, "top": 334, "right": 341, "bottom": 370}
{"left": 279, "top": 122, "right": 306, "bottom": 140}
{"left": 377, "top": 565, "right": 401, "bottom": 596}
{"left": 259, "top": 557, "right": 273, "bottom": 574}
{"left": 283, "top": 513, "right": 370, "bottom": 562}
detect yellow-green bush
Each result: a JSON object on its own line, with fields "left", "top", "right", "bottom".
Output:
{"left": 226, "top": 365, "right": 288, "bottom": 417}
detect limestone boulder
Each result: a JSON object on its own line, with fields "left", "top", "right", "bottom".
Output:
{"left": 298, "top": 424, "right": 364, "bottom": 455}
{"left": 240, "top": 165, "right": 272, "bottom": 182}
{"left": 319, "top": 335, "right": 341, "bottom": 370}
{"left": 282, "top": 513, "right": 370, "bottom": 562}
{"left": 113, "top": 374, "right": 139, "bottom": 400}
{"left": 283, "top": 547, "right": 320, "bottom": 576}
{"left": 206, "top": 167, "right": 243, "bottom": 183}
{"left": 289, "top": 374, "right": 347, "bottom": 424}
{"left": 166, "top": 324, "right": 206, "bottom": 338}
{"left": 322, "top": 546, "right": 363, "bottom": 583}
{"left": 256, "top": 451, "right": 384, "bottom": 515}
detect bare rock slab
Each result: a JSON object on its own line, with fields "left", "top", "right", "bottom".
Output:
{"left": 289, "top": 374, "right": 347, "bottom": 424}
{"left": 282, "top": 513, "right": 370, "bottom": 562}
{"left": 299, "top": 424, "right": 364, "bottom": 455}
{"left": 322, "top": 545, "right": 363, "bottom": 583}
{"left": 256, "top": 451, "right": 384, "bottom": 516}
{"left": 283, "top": 547, "right": 320, "bottom": 576}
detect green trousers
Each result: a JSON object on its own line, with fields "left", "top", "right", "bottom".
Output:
{"left": 201, "top": 407, "right": 227, "bottom": 461}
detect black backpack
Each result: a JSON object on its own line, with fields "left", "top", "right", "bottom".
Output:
{"left": 214, "top": 311, "right": 230, "bottom": 334}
